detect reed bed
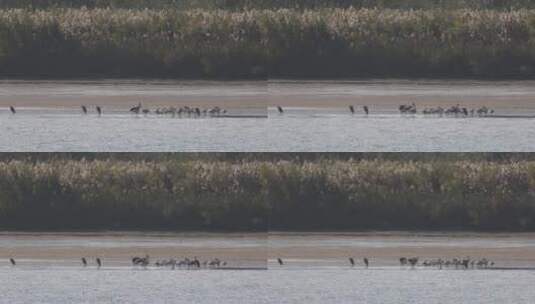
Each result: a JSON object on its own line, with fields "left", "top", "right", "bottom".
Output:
{"left": 2, "top": 8, "right": 535, "bottom": 77}
{"left": 0, "top": 157, "right": 534, "bottom": 231}
{"left": 2, "top": 0, "right": 535, "bottom": 10}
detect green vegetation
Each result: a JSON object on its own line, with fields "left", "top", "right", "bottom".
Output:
{"left": 2, "top": 7, "right": 535, "bottom": 78}
{"left": 0, "top": 154, "right": 534, "bottom": 231}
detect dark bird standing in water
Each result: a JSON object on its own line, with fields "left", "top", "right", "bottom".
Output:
{"left": 277, "top": 106, "right": 284, "bottom": 114}
{"left": 363, "top": 106, "right": 369, "bottom": 115}
{"left": 132, "top": 255, "right": 150, "bottom": 267}
{"left": 9, "top": 106, "right": 16, "bottom": 114}
{"left": 408, "top": 257, "right": 418, "bottom": 267}
{"left": 81, "top": 257, "right": 87, "bottom": 267}
{"left": 349, "top": 257, "right": 355, "bottom": 266}
{"left": 349, "top": 105, "right": 355, "bottom": 114}
{"left": 363, "top": 257, "right": 369, "bottom": 268}
{"left": 277, "top": 258, "right": 284, "bottom": 265}
{"left": 81, "top": 105, "right": 87, "bottom": 114}
{"left": 96, "top": 258, "right": 102, "bottom": 268}
{"left": 96, "top": 106, "right": 102, "bottom": 116}
{"left": 9, "top": 258, "right": 15, "bottom": 266}
{"left": 130, "top": 103, "right": 142, "bottom": 114}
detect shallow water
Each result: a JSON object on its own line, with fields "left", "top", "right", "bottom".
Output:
{"left": 3, "top": 111, "right": 535, "bottom": 151}
{"left": 266, "top": 113, "right": 535, "bottom": 152}
{"left": 1, "top": 267, "right": 534, "bottom": 304}
{"left": 0, "top": 113, "right": 268, "bottom": 151}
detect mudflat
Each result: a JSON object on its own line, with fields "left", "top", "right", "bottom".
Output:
{"left": 0, "top": 232, "right": 267, "bottom": 268}
{"left": 1, "top": 232, "right": 534, "bottom": 269}
{"left": 5, "top": 79, "right": 535, "bottom": 114}
{"left": 268, "top": 80, "right": 535, "bottom": 114}
{"left": 268, "top": 232, "right": 535, "bottom": 268}
{"left": 0, "top": 80, "right": 266, "bottom": 110}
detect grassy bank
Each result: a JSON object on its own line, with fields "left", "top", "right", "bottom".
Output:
{"left": 2, "top": 8, "right": 535, "bottom": 78}
{"left": 0, "top": 155, "right": 534, "bottom": 231}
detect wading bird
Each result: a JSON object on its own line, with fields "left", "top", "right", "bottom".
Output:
{"left": 349, "top": 105, "right": 355, "bottom": 114}
{"left": 81, "top": 105, "right": 87, "bottom": 114}
{"left": 277, "top": 106, "right": 284, "bottom": 114}
{"left": 81, "top": 257, "right": 87, "bottom": 267}
{"left": 363, "top": 106, "right": 369, "bottom": 115}
{"left": 349, "top": 257, "right": 355, "bottom": 266}
{"left": 408, "top": 257, "right": 418, "bottom": 267}
{"left": 96, "top": 258, "right": 102, "bottom": 268}
{"left": 132, "top": 255, "right": 150, "bottom": 267}
{"left": 191, "top": 257, "right": 201, "bottom": 268}
{"left": 130, "top": 103, "right": 141, "bottom": 114}
{"left": 363, "top": 257, "right": 369, "bottom": 268}
{"left": 462, "top": 258, "right": 470, "bottom": 269}
{"left": 9, "top": 106, "right": 16, "bottom": 114}
{"left": 277, "top": 258, "right": 284, "bottom": 265}
{"left": 96, "top": 106, "right": 102, "bottom": 116}
{"left": 9, "top": 258, "right": 15, "bottom": 266}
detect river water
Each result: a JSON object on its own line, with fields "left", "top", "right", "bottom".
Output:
{"left": 1, "top": 267, "right": 534, "bottom": 304}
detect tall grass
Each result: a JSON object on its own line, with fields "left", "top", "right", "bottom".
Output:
{"left": 0, "top": 156, "right": 534, "bottom": 231}
{"left": 0, "top": 159, "right": 268, "bottom": 230}
{"left": 0, "top": 8, "right": 267, "bottom": 77}
{"left": 2, "top": 0, "right": 535, "bottom": 10}
{"left": 1, "top": 8, "right": 535, "bottom": 77}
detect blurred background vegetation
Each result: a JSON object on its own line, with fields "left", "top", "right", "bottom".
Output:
{"left": 1, "top": 1, "right": 535, "bottom": 78}
{"left": 1, "top": 0, "right": 535, "bottom": 10}
{"left": 0, "top": 153, "right": 534, "bottom": 232}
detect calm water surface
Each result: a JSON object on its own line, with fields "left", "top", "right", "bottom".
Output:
{"left": 3, "top": 112, "right": 535, "bottom": 151}
{"left": 266, "top": 113, "right": 535, "bottom": 151}
{"left": 1, "top": 267, "right": 534, "bottom": 304}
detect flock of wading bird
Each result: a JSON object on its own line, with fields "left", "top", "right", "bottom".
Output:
{"left": 275, "top": 104, "right": 496, "bottom": 117}
{"left": 5, "top": 256, "right": 228, "bottom": 269}
{"left": 276, "top": 256, "right": 496, "bottom": 269}
{"left": 7, "top": 103, "right": 495, "bottom": 117}
{"left": 5, "top": 256, "right": 498, "bottom": 270}
{"left": 5, "top": 103, "right": 228, "bottom": 117}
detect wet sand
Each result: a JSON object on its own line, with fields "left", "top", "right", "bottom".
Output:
{"left": 268, "top": 232, "right": 535, "bottom": 268}
{"left": 4, "top": 79, "right": 535, "bottom": 114}
{"left": 0, "top": 80, "right": 266, "bottom": 111}
{"left": 1, "top": 232, "right": 534, "bottom": 269}
{"left": 0, "top": 232, "right": 267, "bottom": 268}
{"left": 268, "top": 80, "right": 535, "bottom": 114}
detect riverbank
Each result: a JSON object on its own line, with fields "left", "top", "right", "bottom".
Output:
{"left": 0, "top": 231, "right": 533, "bottom": 268}
{"left": 269, "top": 232, "right": 535, "bottom": 268}
{"left": 268, "top": 79, "right": 535, "bottom": 114}
{"left": 3, "top": 79, "right": 535, "bottom": 116}
{"left": 0, "top": 80, "right": 266, "bottom": 112}
{"left": 0, "top": 232, "right": 267, "bottom": 268}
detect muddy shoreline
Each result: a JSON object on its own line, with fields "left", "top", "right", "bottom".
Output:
{"left": 1, "top": 232, "right": 533, "bottom": 268}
